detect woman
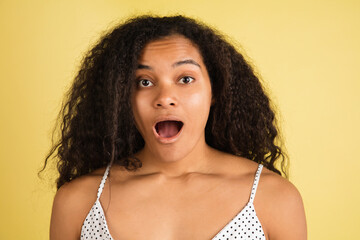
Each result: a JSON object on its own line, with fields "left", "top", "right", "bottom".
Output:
{"left": 46, "top": 15, "right": 307, "bottom": 239}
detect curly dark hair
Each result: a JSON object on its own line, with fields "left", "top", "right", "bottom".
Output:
{"left": 41, "top": 15, "right": 288, "bottom": 189}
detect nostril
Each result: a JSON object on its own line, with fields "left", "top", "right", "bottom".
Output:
{"left": 156, "top": 102, "right": 175, "bottom": 107}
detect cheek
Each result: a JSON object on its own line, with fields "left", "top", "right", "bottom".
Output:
{"left": 184, "top": 89, "right": 212, "bottom": 124}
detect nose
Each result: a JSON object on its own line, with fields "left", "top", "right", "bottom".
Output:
{"left": 153, "top": 84, "right": 177, "bottom": 109}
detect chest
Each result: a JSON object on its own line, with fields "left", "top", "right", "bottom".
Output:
{"left": 101, "top": 175, "right": 255, "bottom": 240}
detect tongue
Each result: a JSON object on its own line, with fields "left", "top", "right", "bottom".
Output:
{"left": 157, "top": 121, "right": 180, "bottom": 138}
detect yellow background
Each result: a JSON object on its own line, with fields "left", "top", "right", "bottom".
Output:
{"left": 1, "top": 0, "right": 359, "bottom": 239}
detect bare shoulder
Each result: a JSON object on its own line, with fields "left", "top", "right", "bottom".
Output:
{"left": 257, "top": 167, "right": 307, "bottom": 240}
{"left": 50, "top": 168, "right": 107, "bottom": 240}
{"left": 211, "top": 152, "right": 307, "bottom": 239}
{"left": 259, "top": 167, "right": 303, "bottom": 204}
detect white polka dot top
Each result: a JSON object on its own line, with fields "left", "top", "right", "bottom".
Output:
{"left": 81, "top": 162, "right": 266, "bottom": 240}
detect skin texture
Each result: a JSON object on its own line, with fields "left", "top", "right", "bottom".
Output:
{"left": 131, "top": 35, "right": 215, "bottom": 177}
{"left": 50, "top": 36, "right": 307, "bottom": 240}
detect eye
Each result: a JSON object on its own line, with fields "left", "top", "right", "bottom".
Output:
{"left": 179, "top": 76, "right": 195, "bottom": 84}
{"left": 138, "top": 79, "right": 154, "bottom": 88}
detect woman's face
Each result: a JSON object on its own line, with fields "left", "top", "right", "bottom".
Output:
{"left": 131, "top": 35, "right": 213, "bottom": 162}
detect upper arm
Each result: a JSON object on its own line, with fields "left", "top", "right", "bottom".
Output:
{"left": 269, "top": 182, "right": 307, "bottom": 240}
{"left": 264, "top": 176, "right": 307, "bottom": 240}
{"left": 50, "top": 178, "right": 98, "bottom": 240}
{"left": 50, "top": 184, "right": 80, "bottom": 240}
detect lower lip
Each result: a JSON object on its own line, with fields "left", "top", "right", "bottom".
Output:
{"left": 153, "top": 124, "right": 184, "bottom": 144}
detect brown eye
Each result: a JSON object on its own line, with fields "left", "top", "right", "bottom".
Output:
{"left": 138, "top": 79, "right": 153, "bottom": 87}
{"left": 179, "top": 76, "right": 194, "bottom": 84}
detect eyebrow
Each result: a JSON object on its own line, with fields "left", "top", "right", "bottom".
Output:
{"left": 172, "top": 59, "right": 201, "bottom": 69}
{"left": 137, "top": 59, "right": 201, "bottom": 70}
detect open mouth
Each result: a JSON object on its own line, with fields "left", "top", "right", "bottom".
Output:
{"left": 155, "top": 120, "right": 184, "bottom": 138}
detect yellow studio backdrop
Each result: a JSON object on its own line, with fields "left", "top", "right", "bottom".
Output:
{"left": 0, "top": 0, "right": 359, "bottom": 239}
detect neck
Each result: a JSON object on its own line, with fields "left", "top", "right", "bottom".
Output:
{"left": 133, "top": 139, "right": 217, "bottom": 178}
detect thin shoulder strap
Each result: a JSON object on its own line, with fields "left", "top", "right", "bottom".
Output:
{"left": 96, "top": 160, "right": 113, "bottom": 200}
{"left": 249, "top": 163, "right": 263, "bottom": 204}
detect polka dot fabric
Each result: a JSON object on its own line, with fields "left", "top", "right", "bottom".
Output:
{"left": 81, "top": 200, "right": 113, "bottom": 239}
{"left": 81, "top": 163, "right": 265, "bottom": 240}
{"left": 81, "top": 162, "right": 114, "bottom": 239}
{"left": 212, "top": 164, "right": 266, "bottom": 240}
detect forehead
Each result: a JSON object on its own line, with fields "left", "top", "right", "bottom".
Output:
{"left": 138, "top": 35, "right": 204, "bottom": 63}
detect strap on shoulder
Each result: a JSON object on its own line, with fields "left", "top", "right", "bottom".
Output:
{"left": 96, "top": 160, "right": 113, "bottom": 200}
{"left": 249, "top": 163, "right": 263, "bottom": 204}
